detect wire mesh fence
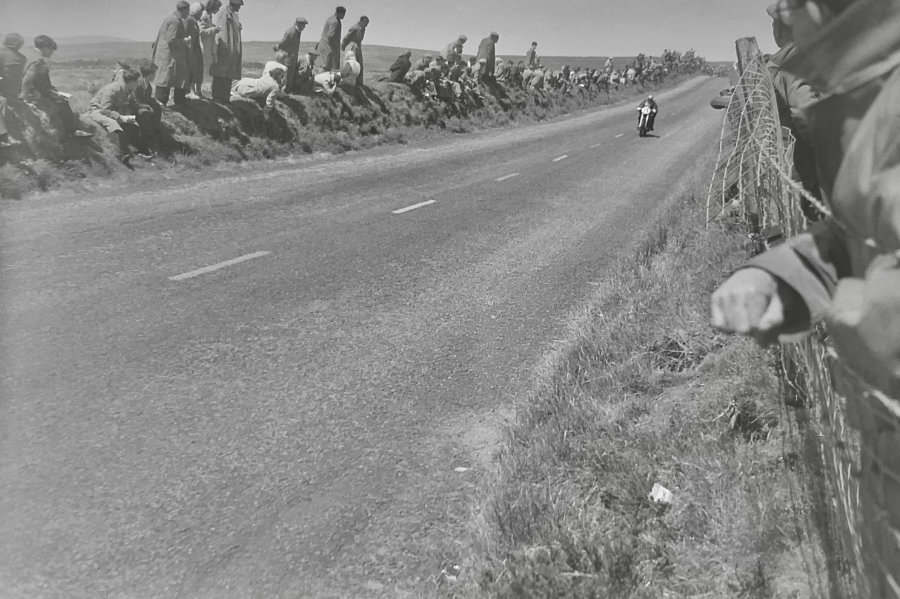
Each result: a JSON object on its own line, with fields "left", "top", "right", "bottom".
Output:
{"left": 706, "top": 37, "right": 900, "bottom": 599}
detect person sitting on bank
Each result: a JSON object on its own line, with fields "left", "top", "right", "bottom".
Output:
{"left": 388, "top": 50, "right": 412, "bottom": 83}
{"left": 84, "top": 67, "right": 153, "bottom": 161}
{"left": 20, "top": 35, "right": 92, "bottom": 140}
{"left": 230, "top": 59, "right": 287, "bottom": 108}
{"left": 294, "top": 51, "right": 319, "bottom": 95}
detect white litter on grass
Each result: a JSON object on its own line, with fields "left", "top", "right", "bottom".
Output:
{"left": 649, "top": 483, "right": 674, "bottom": 505}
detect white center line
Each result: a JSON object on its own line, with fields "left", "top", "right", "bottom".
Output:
{"left": 590, "top": 143, "right": 603, "bottom": 149}
{"left": 552, "top": 154, "right": 569, "bottom": 163}
{"left": 496, "top": 173, "right": 520, "bottom": 182}
{"left": 169, "top": 251, "right": 272, "bottom": 281}
{"left": 392, "top": 199, "right": 436, "bottom": 215}
{"left": 615, "top": 133, "right": 625, "bottom": 138}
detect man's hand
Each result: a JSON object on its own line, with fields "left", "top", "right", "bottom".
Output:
{"left": 710, "top": 267, "right": 804, "bottom": 345}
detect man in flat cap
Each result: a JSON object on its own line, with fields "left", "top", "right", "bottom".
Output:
{"left": 341, "top": 15, "right": 369, "bottom": 86}
{"left": 317, "top": 6, "right": 346, "bottom": 72}
{"left": 444, "top": 35, "right": 467, "bottom": 66}
{"left": 477, "top": 32, "right": 499, "bottom": 83}
{"left": 210, "top": 0, "right": 243, "bottom": 103}
{"left": 151, "top": 1, "right": 191, "bottom": 106}
{"left": 277, "top": 17, "right": 308, "bottom": 93}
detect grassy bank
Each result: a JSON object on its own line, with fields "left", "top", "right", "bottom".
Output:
{"left": 445, "top": 151, "right": 824, "bottom": 598}
{"left": 0, "top": 66, "right": 696, "bottom": 200}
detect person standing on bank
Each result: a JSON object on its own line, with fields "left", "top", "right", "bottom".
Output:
{"left": 186, "top": 2, "right": 206, "bottom": 98}
{"left": 210, "top": 0, "right": 243, "bottom": 103}
{"left": 341, "top": 15, "right": 369, "bottom": 86}
{"left": 277, "top": 17, "right": 308, "bottom": 93}
{"left": 152, "top": 0, "right": 191, "bottom": 106}
{"left": 317, "top": 6, "right": 346, "bottom": 72}
{"left": 199, "top": 0, "right": 222, "bottom": 91}
{"left": 477, "top": 32, "right": 499, "bottom": 83}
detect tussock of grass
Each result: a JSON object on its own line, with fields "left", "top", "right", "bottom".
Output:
{"left": 446, "top": 152, "right": 821, "bottom": 598}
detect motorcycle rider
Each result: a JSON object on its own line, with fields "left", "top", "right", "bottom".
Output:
{"left": 636, "top": 95, "right": 658, "bottom": 131}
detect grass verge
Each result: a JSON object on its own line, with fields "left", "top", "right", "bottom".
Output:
{"left": 443, "top": 149, "right": 824, "bottom": 598}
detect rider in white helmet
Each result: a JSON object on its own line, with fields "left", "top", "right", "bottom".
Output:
{"left": 637, "top": 94, "right": 659, "bottom": 131}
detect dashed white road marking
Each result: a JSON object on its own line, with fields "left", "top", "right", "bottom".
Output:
{"left": 392, "top": 199, "right": 436, "bottom": 215}
{"left": 169, "top": 251, "right": 272, "bottom": 281}
{"left": 552, "top": 154, "right": 569, "bottom": 163}
{"left": 496, "top": 173, "right": 520, "bottom": 182}
{"left": 590, "top": 143, "right": 603, "bottom": 149}
{"left": 615, "top": 133, "right": 625, "bottom": 138}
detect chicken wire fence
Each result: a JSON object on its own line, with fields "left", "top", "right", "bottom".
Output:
{"left": 706, "top": 39, "right": 900, "bottom": 599}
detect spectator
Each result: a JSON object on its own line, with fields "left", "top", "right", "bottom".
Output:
{"left": 341, "top": 15, "right": 369, "bottom": 86}
{"left": 186, "top": 3, "right": 206, "bottom": 98}
{"left": 444, "top": 35, "right": 467, "bottom": 66}
{"left": 152, "top": 0, "right": 191, "bottom": 106}
{"left": 314, "top": 70, "right": 341, "bottom": 95}
{"left": 711, "top": 0, "right": 900, "bottom": 399}
{"left": 765, "top": 2, "right": 822, "bottom": 221}
{"left": 477, "top": 32, "right": 499, "bottom": 83}
{"left": 83, "top": 68, "right": 153, "bottom": 161}
{"left": 294, "top": 51, "right": 319, "bottom": 94}
{"left": 317, "top": 6, "right": 346, "bottom": 72}
{"left": 277, "top": 17, "right": 308, "bottom": 93}
{"left": 133, "top": 59, "right": 163, "bottom": 151}
{"left": 230, "top": 60, "right": 286, "bottom": 108}
{"left": 210, "top": 0, "right": 243, "bottom": 103}
{"left": 0, "top": 33, "right": 28, "bottom": 147}
{"left": 340, "top": 45, "right": 361, "bottom": 88}
{"left": 526, "top": 41, "right": 539, "bottom": 68}
{"left": 20, "top": 35, "right": 92, "bottom": 139}
{"left": 495, "top": 58, "right": 510, "bottom": 82}
{"left": 199, "top": 0, "right": 222, "bottom": 90}
{"left": 388, "top": 51, "right": 412, "bottom": 83}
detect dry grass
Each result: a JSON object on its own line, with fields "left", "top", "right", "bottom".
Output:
{"left": 441, "top": 151, "right": 822, "bottom": 598}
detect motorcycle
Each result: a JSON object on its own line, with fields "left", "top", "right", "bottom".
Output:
{"left": 637, "top": 105, "right": 656, "bottom": 137}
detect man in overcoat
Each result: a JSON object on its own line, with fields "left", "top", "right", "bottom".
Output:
{"left": 210, "top": 0, "right": 243, "bottom": 103}
{"left": 152, "top": 1, "right": 191, "bottom": 105}
{"left": 341, "top": 16, "right": 368, "bottom": 86}
{"left": 277, "top": 17, "right": 308, "bottom": 93}
{"left": 316, "top": 6, "right": 346, "bottom": 72}
{"left": 476, "top": 32, "right": 499, "bottom": 83}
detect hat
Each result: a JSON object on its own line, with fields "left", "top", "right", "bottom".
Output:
{"left": 296, "top": 16, "right": 309, "bottom": 24}
{"left": 176, "top": 0, "right": 190, "bottom": 9}
{"left": 490, "top": 31, "right": 499, "bottom": 37}
{"left": 459, "top": 35, "right": 468, "bottom": 41}
{"left": 190, "top": 2, "right": 204, "bottom": 13}
{"left": 3, "top": 32, "right": 24, "bottom": 50}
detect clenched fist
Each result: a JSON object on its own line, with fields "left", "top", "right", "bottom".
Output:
{"left": 711, "top": 267, "right": 806, "bottom": 345}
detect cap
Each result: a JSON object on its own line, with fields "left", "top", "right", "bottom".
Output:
{"left": 459, "top": 35, "right": 468, "bottom": 41}
{"left": 295, "top": 17, "right": 309, "bottom": 24}
{"left": 176, "top": 0, "right": 190, "bottom": 9}
{"left": 3, "top": 32, "right": 25, "bottom": 50}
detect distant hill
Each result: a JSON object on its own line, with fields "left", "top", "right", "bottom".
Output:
{"left": 55, "top": 36, "right": 138, "bottom": 45}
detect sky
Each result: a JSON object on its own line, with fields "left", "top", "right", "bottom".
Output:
{"left": 0, "top": 0, "right": 775, "bottom": 62}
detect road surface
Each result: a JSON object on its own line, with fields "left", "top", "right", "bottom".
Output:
{"left": 1, "top": 77, "right": 725, "bottom": 598}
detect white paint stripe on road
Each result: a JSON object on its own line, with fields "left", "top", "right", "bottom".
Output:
{"left": 589, "top": 143, "right": 603, "bottom": 149}
{"left": 495, "top": 173, "right": 520, "bottom": 182}
{"left": 615, "top": 133, "right": 625, "bottom": 138}
{"left": 552, "top": 155, "right": 569, "bottom": 163}
{"left": 392, "top": 200, "right": 436, "bottom": 215}
{"left": 169, "top": 251, "right": 272, "bottom": 281}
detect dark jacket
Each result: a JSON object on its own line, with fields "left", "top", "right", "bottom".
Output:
{"left": 210, "top": 3, "right": 242, "bottom": 80}
{"left": 278, "top": 25, "right": 303, "bottom": 60}
{"left": 0, "top": 45, "right": 28, "bottom": 98}
{"left": 748, "top": 0, "right": 900, "bottom": 398}
{"left": 477, "top": 37, "right": 496, "bottom": 74}
{"left": 389, "top": 54, "right": 411, "bottom": 83}
{"left": 20, "top": 57, "right": 55, "bottom": 102}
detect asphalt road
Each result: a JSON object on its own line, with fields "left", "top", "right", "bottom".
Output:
{"left": 1, "top": 77, "right": 725, "bottom": 598}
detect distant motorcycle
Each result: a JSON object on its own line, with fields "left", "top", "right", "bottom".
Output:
{"left": 637, "top": 105, "right": 656, "bottom": 137}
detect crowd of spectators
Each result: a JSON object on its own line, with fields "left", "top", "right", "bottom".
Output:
{"left": 0, "top": 2, "right": 703, "bottom": 162}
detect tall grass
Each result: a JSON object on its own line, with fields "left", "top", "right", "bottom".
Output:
{"left": 444, "top": 151, "right": 821, "bottom": 598}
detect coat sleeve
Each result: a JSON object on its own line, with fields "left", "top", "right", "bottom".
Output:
{"left": 163, "top": 17, "right": 181, "bottom": 52}
{"left": 90, "top": 86, "right": 123, "bottom": 120}
{"left": 277, "top": 28, "right": 293, "bottom": 51}
{"left": 826, "top": 166, "right": 900, "bottom": 396}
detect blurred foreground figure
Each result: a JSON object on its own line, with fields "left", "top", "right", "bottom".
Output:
{"left": 21, "top": 35, "right": 92, "bottom": 139}
{"left": 712, "top": 0, "right": 900, "bottom": 398}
